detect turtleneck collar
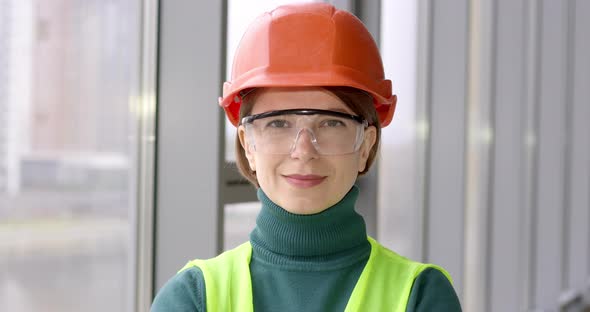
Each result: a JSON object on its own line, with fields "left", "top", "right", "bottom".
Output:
{"left": 249, "top": 185, "right": 369, "bottom": 259}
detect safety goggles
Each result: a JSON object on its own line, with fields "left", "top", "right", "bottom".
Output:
{"left": 241, "top": 109, "right": 368, "bottom": 155}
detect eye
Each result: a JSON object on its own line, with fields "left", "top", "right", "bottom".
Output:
{"left": 265, "top": 119, "right": 290, "bottom": 128}
{"left": 320, "top": 119, "right": 346, "bottom": 128}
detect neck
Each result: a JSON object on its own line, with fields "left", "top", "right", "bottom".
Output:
{"left": 249, "top": 186, "right": 368, "bottom": 257}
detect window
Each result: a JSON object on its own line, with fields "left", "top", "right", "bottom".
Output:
{"left": 0, "top": 1, "right": 142, "bottom": 311}
{"left": 222, "top": 0, "right": 319, "bottom": 250}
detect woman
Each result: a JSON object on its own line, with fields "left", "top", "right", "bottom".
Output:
{"left": 152, "top": 3, "right": 461, "bottom": 311}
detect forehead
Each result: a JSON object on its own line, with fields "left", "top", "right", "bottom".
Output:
{"left": 250, "top": 87, "right": 353, "bottom": 115}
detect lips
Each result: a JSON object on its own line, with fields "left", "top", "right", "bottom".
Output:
{"left": 283, "top": 174, "right": 326, "bottom": 188}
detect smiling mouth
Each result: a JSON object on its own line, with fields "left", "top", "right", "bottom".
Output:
{"left": 283, "top": 174, "right": 327, "bottom": 188}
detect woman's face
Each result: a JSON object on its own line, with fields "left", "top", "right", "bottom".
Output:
{"left": 238, "top": 87, "right": 376, "bottom": 215}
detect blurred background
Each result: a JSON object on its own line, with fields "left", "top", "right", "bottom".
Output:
{"left": 0, "top": 0, "right": 588, "bottom": 311}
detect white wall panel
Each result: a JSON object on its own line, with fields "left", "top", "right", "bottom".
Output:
{"left": 534, "top": 0, "right": 568, "bottom": 309}
{"left": 425, "top": 0, "right": 468, "bottom": 298}
{"left": 489, "top": 0, "right": 526, "bottom": 311}
{"left": 565, "top": 0, "right": 590, "bottom": 305}
{"left": 381, "top": 0, "right": 590, "bottom": 310}
{"left": 155, "top": 0, "right": 225, "bottom": 291}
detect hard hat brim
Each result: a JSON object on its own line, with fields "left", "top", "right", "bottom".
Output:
{"left": 219, "top": 68, "right": 395, "bottom": 127}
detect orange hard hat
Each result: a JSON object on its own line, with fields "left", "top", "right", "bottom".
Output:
{"left": 219, "top": 3, "right": 396, "bottom": 127}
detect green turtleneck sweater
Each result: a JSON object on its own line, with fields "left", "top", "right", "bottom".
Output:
{"left": 151, "top": 186, "right": 462, "bottom": 311}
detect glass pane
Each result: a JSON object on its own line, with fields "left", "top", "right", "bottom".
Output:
{"left": 222, "top": 0, "right": 320, "bottom": 251}
{"left": 224, "top": 202, "right": 260, "bottom": 250}
{"left": 377, "top": 1, "right": 421, "bottom": 259}
{"left": 224, "top": 0, "right": 321, "bottom": 162}
{"left": 0, "top": 1, "right": 140, "bottom": 311}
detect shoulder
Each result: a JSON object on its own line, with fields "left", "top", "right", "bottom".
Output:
{"left": 151, "top": 267, "right": 206, "bottom": 312}
{"left": 406, "top": 268, "right": 462, "bottom": 312}
{"left": 368, "top": 238, "right": 436, "bottom": 277}
{"left": 151, "top": 243, "right": 251, "bottom": 312}
{"left": 367, "top": 238, "right": 461, "bottom": 311}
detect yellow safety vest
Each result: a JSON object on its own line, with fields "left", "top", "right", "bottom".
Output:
{"left": 180, "top": 237, "right": 452, "bottom": 311}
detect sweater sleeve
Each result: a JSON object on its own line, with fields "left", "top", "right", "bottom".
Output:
{"left": 405, "top": 267, "right": 462, "bottom": 312}
{"left": 150, "top": 267, "right": 206, "bottom": 312}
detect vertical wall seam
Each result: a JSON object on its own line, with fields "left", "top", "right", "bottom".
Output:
{"left": 421, "top": 0, "right": 434, "bottom": 263}
{"left": 217, "top": 0, "right": 228, "bottom": 255}
{"left": 521, "top": 1, "right": 530, "bottom": 308}
{"left": 463, "top": 0, "right": 485, "bottom": 308}
{"left": 463, "top": 0, "right": 473, "bottom": 302}
{"left": 353, "top": 0, "right": 380, "bottom": 239}
{"left": 151, "top": 0, "right": 162, "bottom": 300}
{"left": 560, "top": 0, "right": 576, "bottom": 294}
{"left": 520, "top": 0, "right": 543, "bottom": 309}
{"left": 485, "top": 1, "right": 498, "bottom": 310}
{"left": 517, "top": 1, "right": 531, "bottom": 311}
{"left": 588, "top": 33, "right": 590, "bottom": 297}
{"left": 529, "top": 0, "right": 543, "bottom": 308}
{"left": 460, "top": 0, "right": 470, "bottom": 300}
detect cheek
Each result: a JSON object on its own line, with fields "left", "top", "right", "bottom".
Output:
{"left": 253, "top": 154, "right": 281, "bottom": 185}
{"left": 332, "top": 155, "right": 361, "bottom": 183}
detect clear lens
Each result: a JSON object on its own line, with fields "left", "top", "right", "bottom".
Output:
{"left": 244, "top": 111, "right": 366, "bottom": 155}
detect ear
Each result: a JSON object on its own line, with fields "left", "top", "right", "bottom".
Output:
{"left": 358, "top": 126, "right": 377, "bottom": 172}
{"left": 238, "top": 125, "right": 256, "bottom": 171}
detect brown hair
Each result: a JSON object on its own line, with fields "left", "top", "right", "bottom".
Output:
{"left": 235, "top": 87, "right": 381, "bottom": 187}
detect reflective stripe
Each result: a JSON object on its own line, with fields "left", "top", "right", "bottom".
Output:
{"left": 345, "top": 237, "right": 453, "bottom": 311}
{"left": 180, "top": 237, "right": 453, "bottom": 311}
{"left": 179, "top": 242, "right": 254, "bottom": 312}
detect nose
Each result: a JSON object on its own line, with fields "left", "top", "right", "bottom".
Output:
{"left": 290, "top": 128, "right": 319, "bottom": 160}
